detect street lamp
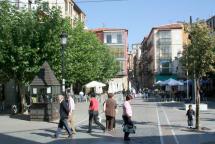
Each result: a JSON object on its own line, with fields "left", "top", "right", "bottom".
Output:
{"left": 60, "top": 31, "right": 68, "bottom": 96}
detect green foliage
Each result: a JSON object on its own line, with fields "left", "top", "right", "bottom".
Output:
{"left": 0, "top": 0, "right": 118, "bottom": 87}
{"left": 181, "top": 21, "right": 215, "bottom": 79}
{"left": 0, "top": 1, "right": 40, "bottom": 83}
{"left": 64, "top": 23, "right": 118, "bottom": 86}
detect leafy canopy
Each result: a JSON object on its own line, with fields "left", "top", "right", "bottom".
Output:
{"left": 181, "top": 21, "right": 215, "bottom": 79}
{"left": 0, "top": 1, "right": 118, "bottom": 87}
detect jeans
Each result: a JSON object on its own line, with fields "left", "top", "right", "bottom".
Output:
{"left": 88, "top": 110, "right": 105, "bottom": 132}
{"left": 122, "top": 115, "right": 133, "bottom": 139}
{"left": 55, "top": 118, "right": 72, "bottom": 137}
{"left": 188, "top": 119, "right": 193, "bottom": 127}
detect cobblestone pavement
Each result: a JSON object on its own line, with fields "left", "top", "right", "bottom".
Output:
{"left": 0, "top": 95, "right": 215, "bottom": 144}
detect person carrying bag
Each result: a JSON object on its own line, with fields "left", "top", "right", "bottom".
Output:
{"left": 122, "top": 95, "right": 135, "bottom": 141}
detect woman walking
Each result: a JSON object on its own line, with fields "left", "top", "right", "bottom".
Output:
{"left": 104, "top": 93, "right": 117, "bottom": 131}
{"left": 122, "top": 95, "right": 133, "bottom": 141}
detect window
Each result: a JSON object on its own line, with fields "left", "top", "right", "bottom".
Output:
{"left": 159, "top": 44, "right": 171, "bottom": 59}
{"left": 116, "top": 60, "right": 126, "bottom": 75}
{"left": 108, "top": 45, "right": 125, "bottom": 58}
{"left": 65, "top": 2, "right": 68, "bottom": 13}
{"left": 159, "top": 60, "right": 171, "bottom": 74}
{"left": 117, "top": 34, "right": 122, "bottom": 44}
{"left": 106, "top": 35, "right": 112, "bottom": 43}
{"left": 158, "top": 30, "right": 171, "bottom": 39}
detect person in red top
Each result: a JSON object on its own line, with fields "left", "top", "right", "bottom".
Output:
{"left": 87, "top": 93, "right": 105, "bottom": 133}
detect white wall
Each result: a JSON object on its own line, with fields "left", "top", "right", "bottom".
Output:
{"left": 171, "top": 29, "right": 183, "bottom": 74}
{"left": 171, "top": 29, "right": 183, "bottom": 60}
{"left": 153, "top": 30, "right": 158, "bottom": 72}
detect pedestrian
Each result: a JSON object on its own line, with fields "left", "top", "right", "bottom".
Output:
{"left": 79, "top": 90, "right": 84, "bottom": 102}
{"left": 103, "top": 93, "right": 117, "bottom": 131}
{"left": 67, "top": 94, "right": 76, "bottom": 134}
{"left": 122, "top": 95, "right": 133, "bottom": 141}
{"left": 87, "top": 93, "right": 105, "bottom": 133}
{"left": 122, "top": 88, "right": 126, "bottom": 97}
{"left": 54, "top": 95, "right": 72, "bottom": 138}
{"left": 186, "top": 104, "right": 195, "bottom": 128}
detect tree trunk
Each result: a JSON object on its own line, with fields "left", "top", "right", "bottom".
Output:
{"left": 195, "top": 79, "right": 200, "bottom": 130}
{"left": 17, "top": 82, "right": 25, "bottom": 113}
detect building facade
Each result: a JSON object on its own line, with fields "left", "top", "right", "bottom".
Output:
{"left": 207, "top": 15, "right": 215, "bottom": 34}
{"left": 92, "top": 28, "right": 128, "bottom": 92}
{"left": 11, "top": 0, "right": 86, "bottom": 27}
{"left": 140, "top": 23, "right": 186, "bottom": 88}
{"left": 131, "top": 44, "right": 142, "bottom": 90}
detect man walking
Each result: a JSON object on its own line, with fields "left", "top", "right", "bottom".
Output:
{"left": 54, "top": 95, "right": 72, "bottom": 138}
{"left": 67, "top": 94, "right": 76, "bottom": 134}
{"left": 88, "top": 93, "right": 105, "bottom": 133}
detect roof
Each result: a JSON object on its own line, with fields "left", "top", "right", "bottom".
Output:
{"left": 154, "top": 23, "right": 183, "bottom": 29}
{"left": 30, "top": 62, "right": 60, "bottom": 86}
{"left": 91, "top": 28, "right": 128, "bottom": 32}
{"left": 207, "top": 15, "right": 215, "bottom": 22}
{"left": 73, "top": 1, "right": 86, "bottom": 16}
{"left": 147, "top": 23, "right": 184, "bottom": 41}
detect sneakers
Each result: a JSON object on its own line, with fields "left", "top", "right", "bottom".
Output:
{"left": 68, "top": 134, "right": 73, "bottom": 138}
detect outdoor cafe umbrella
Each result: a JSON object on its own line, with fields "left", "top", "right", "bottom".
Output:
{"left": 84, "top": 81, "right": 106, "bottom": 88}
{"left": 155, "top": 80, "right": 163, "bottom": 85}
{"left": 162, "top": 78, "right": 184, "bottom": 86}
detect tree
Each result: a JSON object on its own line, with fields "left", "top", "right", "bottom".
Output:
{"left": 63, "top": 23, "right": 118, "bottom": 92}
{"left": 0, "top": 1, "right": 43, "bottom": 112}
{"left": 0, "top": 1, "right": 118, "bottom": 112}
{"left": 181, "top": 20, "right": 215, "bottom": 130}
{"left": 0, "top": 1, "right": 70, "bottom": 112}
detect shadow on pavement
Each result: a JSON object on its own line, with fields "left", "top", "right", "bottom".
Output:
{"left": 1, "top": 130, "right": 215, "bottom": 144}
{"left": 9, "top": 114, "right": 30, "bottom": 121}
{"left": 31, "top": 132, "right": 53, "bottom": 138}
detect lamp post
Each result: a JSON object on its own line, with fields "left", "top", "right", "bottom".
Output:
{"left": 60, "top": 32, "right": 68, "bottom": 96}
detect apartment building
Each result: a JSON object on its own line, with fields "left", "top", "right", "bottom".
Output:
{"left": 207, "top": 15, "right": 215, "bottom": 34}
{"left": 11, "top": 0, "right": 86, "bottom": 27}
{"left": 140, "top": 23, "right": 185, "bottom": 88}
{"left": 131, "top": 44, "right": 142, "bottom": 90}
{"left": 92, "top": 28, "right": 128, "bottom": 92}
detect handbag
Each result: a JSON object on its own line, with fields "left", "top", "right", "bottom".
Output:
{"left": 123, "top": 124, "right": 136, "bottom": 134}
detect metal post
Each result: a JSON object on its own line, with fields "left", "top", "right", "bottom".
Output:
{"left": 186, "top": 70, "right": 189, "bottom": 99}
{"left": 61, "top": 46, "right": 65, "bottom": 95}
{"left": 60, "top": 32, "right": 67, "bottom": 96}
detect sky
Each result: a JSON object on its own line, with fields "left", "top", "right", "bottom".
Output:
{"left": 77, "top": 0, "right": 215, "bottom": 49}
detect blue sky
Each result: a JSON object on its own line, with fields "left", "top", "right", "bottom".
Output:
{"left": 77, "top": 0, "right": 215, "bottom": 49}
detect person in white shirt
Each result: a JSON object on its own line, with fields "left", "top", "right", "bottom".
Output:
{"left": 122, "top": 95, "right": 133, "bottom": 141}
{"left": 67, "top": 95, "right": 76, "bottom": 134}
{"left": 79, "top": 91, "right": 84, "bottom": 102}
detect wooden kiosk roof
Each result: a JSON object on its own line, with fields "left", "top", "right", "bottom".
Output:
{"left": 30, "top": 62, "right": 60, "bottom": 86}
